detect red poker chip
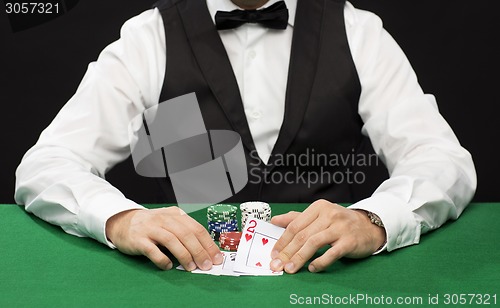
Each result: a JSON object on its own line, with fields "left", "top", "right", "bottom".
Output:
{"left": 220, "top": 231, "right": 242, "bottom": 242}
{"left": 222, "top": 244, "right": 239, "bottom": 251}
{"left": 219, "top": 232, "right": 242, "bottom": 251}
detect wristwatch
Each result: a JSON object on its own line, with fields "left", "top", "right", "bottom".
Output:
{"left": 355, "top": 210, "right": 386, "bottom": 252}
{"left": 363, "top": 210, "right": 386, "bottom": 252}
{"left": 365, "top": 211, "right": 384, "bottom": 228}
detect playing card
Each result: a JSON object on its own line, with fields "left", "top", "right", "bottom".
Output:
{"left": 219, "top": 251, "right": 240, "bottom": 276}
{"left": 246, "top": 233, "right": 277, "bottom": 271}
{"left": 176, "top": 262, "right": 222, "bottom": 275}
{"left": 233, "top": 219, "right": 285, "bottom": 275}
{"left": 176, "top": 251, "right": 241, "bottom": 276}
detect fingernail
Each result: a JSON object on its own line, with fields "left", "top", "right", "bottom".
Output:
{"left": 271, "top": 259, "right": 283, "bottom": 270}
{"left": 187, "top": 262, "right": 196, "bottom": 271}
{"left": 202, "top": 259, "right": 212, "bottom": 270}
{"left": 165, "top": 262, "right": 173, "bottom": 270}
{"left": 271, "top": 249, "right": 279, "bottom": 259}
{"left": 308, "top": 264, "right": 316, "bottom": 273}
{"left": 214, "top": 253, "right": 223, "bottom": 264}
{"left": 285, "top": 262, "right": 295, "bottom": 273}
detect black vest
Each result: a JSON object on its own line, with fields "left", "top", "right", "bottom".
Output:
{"left": 153, "top": 0, "right": 388, "bottom": 203}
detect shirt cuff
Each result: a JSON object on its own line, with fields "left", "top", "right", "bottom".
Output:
{"left": 348, "top": 192, "right": 421, "bottom": 252}
{"left": 373, "top": 242, "right": 388, "bottom": 254}
{"left": 77, "top": 193, "right": 145, "bottom": 248}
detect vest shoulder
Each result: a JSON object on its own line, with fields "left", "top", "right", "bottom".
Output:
{"left": 152, "top": 0, "right": 184, "bottom": 11}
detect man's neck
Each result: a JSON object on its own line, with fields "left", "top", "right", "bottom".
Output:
{"left": 230, "top": 0, "right": 271, "bottom": 10}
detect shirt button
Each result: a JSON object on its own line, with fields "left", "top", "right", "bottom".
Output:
{"left": 250, "top": 110, "right": 262, "bottom": 119}
{"left": 248, "top": 50, "right": 256, "bottom": 60}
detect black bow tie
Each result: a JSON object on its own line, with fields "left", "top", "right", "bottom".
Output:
{"left": 215, "top": 1, "right": 289, "bottom": 30}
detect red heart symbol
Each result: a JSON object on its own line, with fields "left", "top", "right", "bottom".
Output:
{"left": 262, "top": 238, "right": 269, "bottom": 245}
{"left": 245, "top": 233, "right": 252, "bottom": 242}
{"left": 256, "top": 262, "right": 262, "bottom": 267}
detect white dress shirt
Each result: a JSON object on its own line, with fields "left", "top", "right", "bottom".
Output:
{"left": 15, "top": 0, "right": 476, "bottom": 252}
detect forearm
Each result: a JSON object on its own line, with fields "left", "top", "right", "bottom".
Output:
{"left": 349, "top": 151, "right": 476, "bottom": 251}
{"left": 14, "top": 8, "right": 167, "bottom": 246}
{"left": 347, "top": 6, "right": 477, "bottom": 251}
{"left": 15, "top": 146, "right": 144, "bottom": 246}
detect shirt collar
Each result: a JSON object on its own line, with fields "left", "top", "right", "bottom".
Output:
{"left": 207, "top": 0, "right": 297, "bottom": 27}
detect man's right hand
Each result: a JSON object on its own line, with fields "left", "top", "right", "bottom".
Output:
{"left": 105, "top": 207, "right": 223, "bottom": 271}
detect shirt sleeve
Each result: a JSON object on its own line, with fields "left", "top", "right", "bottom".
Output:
{"left": 14, "top": 8, "right": 167, "bottom": 247}
{"left": 344, "top": 3, "right": 477, "bottom": 251}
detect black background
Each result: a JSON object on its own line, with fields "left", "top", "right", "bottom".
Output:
{"left": 1, "top": 0, "right": 498, "bottom": 204}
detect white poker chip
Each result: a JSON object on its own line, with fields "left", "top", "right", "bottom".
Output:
{"left": 240, "top": 201, "right": 271, "bottom": 228}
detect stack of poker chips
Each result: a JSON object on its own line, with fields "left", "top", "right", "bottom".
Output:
{"left": 207, "top": 204, "right": 238, "bottom": 241}
{"left": 219, "top": 231, "right": 242, "bottom": 251}
{"left": 240, "top": 201, "right": 272, "bottom": 228}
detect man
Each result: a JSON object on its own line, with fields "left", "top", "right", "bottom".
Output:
{"left": 15, "top": 0, "right": 476, "bottom": 274}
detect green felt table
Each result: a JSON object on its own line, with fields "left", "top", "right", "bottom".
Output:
{"left": 1, "top": 203, "right": 498, "bottom": 307}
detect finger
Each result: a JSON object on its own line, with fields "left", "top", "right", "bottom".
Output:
{"left": 166, "top": 219, "right": 214, "bottom": 271}
{"left": 270, "top": 219, "right": 330, "bottom": 272}
{"left": 271, "top": 208, "right": 319, "bottom": 261}
{"left": 270, "top": 211, "right": 300, "bottom": 228}
{"left": 150, "top": 227, "right": 197, "bottom": 271}
{"left": 140, "top": 241, "right": 173, "bottom": 270}
{"left": 308, "top": 240, "right": 351, "bottom": 273}
{"left": 163, "top": 207, "right": 223, "bottom": 265}
{"left": 277, "top": 222, "right": 335, "bottom": 273}
{"left": 184, "top": 216, "right": 223, "bottom": 265}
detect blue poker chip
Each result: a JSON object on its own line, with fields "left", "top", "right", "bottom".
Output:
{"left": 207, "top": 220, "right": 238, "bottom": 226}
{"left": 208, "top": 226, "right": 238, "bottom": 231}
{"left": 208, "top": 225, "right": 238, "bottom": 231}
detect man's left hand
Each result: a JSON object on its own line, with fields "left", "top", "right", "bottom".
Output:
{"left": 270, "top": 199, "right": 386, "bottom": 273}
